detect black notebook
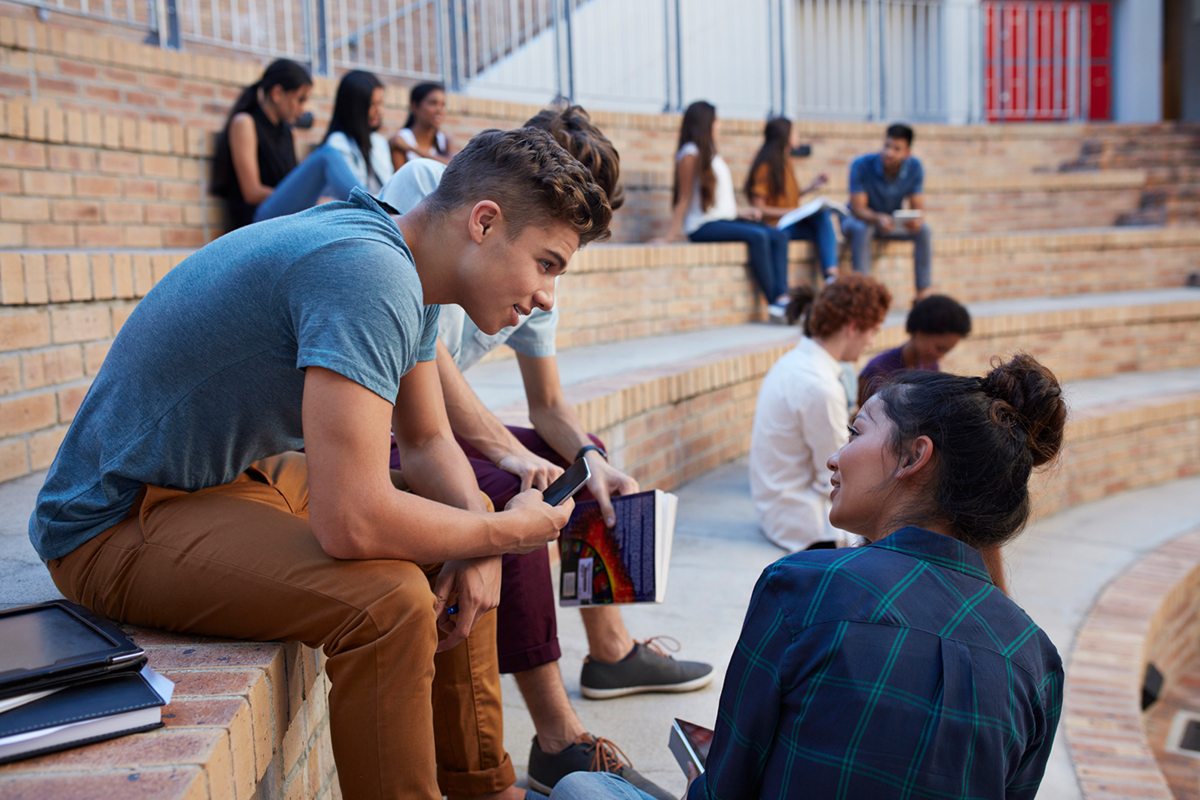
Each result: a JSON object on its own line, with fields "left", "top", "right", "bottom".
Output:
{"left": 0, "top": 600, "right": 145, "bottom": 700}
{"left": 0, "top": 668, "right": 168, "bottom": 764}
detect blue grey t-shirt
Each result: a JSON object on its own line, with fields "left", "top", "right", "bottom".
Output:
{"left": 30, "top": 188, "right": 439, "bottom": 560}
{"left": 848, "top": 153, "right": 925, "bottom": 214}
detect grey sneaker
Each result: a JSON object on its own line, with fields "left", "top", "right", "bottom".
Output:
{"left": 526, "top": 733, "right": 674, "bottom": 800}
{"left": 580, "top": 637, "right": 714, "bottom": 699}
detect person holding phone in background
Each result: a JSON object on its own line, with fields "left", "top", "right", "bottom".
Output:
{"left": 842, "top": 123, "right": 934, "bottom": 300}
{"left": 745, "top": 117, "right": 840, "bottom": 285}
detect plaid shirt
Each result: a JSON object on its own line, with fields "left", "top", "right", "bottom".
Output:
{"left": 689, "top": 527, "right": 1062, "bottom": 800}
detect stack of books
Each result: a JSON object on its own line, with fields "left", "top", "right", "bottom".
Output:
{"left": 0, "top": 600, "right": 174, "bottom": 764}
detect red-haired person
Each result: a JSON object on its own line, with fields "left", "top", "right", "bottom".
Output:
{"left": 749, "top": 275, "right": 892, "bottom": 552}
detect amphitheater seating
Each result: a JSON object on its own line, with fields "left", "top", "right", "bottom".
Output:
{"left": 1, "top": 6, "right": 1200, "bottom": 798}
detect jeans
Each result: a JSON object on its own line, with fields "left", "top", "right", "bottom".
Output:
{"left": 840, "top": 215, "right": 933, "bottom": 290}
{"left": 547, "top": 772, "right": 660, "bottom": 800}
{"left": 782, "top": 207, "right": 839, "bottom": 274}
{"left": 689, "top": 218, "right": 791, "bottom": 302}
{"left": 253, "top": 144, "right": 364, "bottom": 222}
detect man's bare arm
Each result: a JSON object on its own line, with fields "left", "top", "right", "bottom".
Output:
{"left": 301, "top": 365, "right": 569, "bottom": 563}
{"left": 436, "top": 340, "right": 563, "bottom": 492}
{"left": 850, "top": 191, "right": 893, "bottom": 231}
{"left": 518, "top": 353, "right": 639, "bottom": 526}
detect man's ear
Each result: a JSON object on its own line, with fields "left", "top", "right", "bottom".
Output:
{"left": 468, "top": 201, "right": 502, "bottom": 245}
{"left": 896, "top": 435, "right": 935, "bottom": 480}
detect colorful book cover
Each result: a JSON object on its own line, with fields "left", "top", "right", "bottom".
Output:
{"left": 558, "top": 489, "right": 677, "bottom": 606}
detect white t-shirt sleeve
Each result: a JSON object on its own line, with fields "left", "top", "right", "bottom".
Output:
{"left": 796, "top": 378, "right": 849, "bottom": 493}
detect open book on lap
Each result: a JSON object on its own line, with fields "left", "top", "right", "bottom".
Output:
{"left": 559, "top": 489, "right": 678, "bottom": 606}
{"left": 775, "top": 196, "right": 851, "bottom": 229}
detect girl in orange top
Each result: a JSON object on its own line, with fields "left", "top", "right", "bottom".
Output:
{"left": 746, "top": 117, "right": 840, "bottom": 284}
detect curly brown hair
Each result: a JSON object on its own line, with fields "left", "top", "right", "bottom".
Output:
{"left": 786, "top": 273, "right": 892, "bottom": 337}
{"left": 425, "top": 127, "right": 612, "bottom": 247}
{"left": 524, "top": 105, "right": 624, "bottom": 212}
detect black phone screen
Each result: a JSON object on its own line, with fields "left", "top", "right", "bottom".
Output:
{"left": 542, "top": 458, "right": 591, "bottom": 506}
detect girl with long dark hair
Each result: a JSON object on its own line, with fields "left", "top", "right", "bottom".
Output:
{"left": 390, "top": 82, "right": 456, "bottom": 168}
{"left": 550, "top": 353, "right": 1066, "bottom": 800}
{"left": 746, "top": 116, "right": 840, "bottom": 284}
{"left": 210, "top": 59, "right": 364, "bottom": 229}
{"left": 323, "top": 70, "right": 394, "bottom": 195}
{"left": 658, "top": 101, "right": 794, "bottom": 321}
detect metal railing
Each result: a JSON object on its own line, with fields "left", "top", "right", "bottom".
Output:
{"left": 792, "top": 0, "right": 982, "bottom": 122}
{"left": 6, "top": 0, "right": 1109, "bottom": 123}
{"left": 982, "top": 0, "right": 1100, "bottom": 121}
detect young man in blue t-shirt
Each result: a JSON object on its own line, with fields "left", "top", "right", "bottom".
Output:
{"left": 28, "top": 129, "right": 611, "bottom": 800}
{"left": 843, "top": 123, "right": 933, "bottom": 299}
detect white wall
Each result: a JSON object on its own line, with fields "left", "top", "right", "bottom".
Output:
{"left": 1111, "top": 0, "right": 1163, "bottom": 122}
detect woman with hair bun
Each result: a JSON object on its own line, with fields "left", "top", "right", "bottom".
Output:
{"left": 550, "top": 353, "right": 1067, "bottom": 800}
{"left": 749, "top": 273, "right": 892, "bottom": 553}
{"left": 210, "top": 59, "right": 364, "bottom": 229}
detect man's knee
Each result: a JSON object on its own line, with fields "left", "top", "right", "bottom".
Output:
{"left": 328, "top": 560, "right": 438, "bottom": 654}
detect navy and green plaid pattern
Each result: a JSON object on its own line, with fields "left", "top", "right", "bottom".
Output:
{"left": 689, "top": 527, "right": 1063, "bottom": 800}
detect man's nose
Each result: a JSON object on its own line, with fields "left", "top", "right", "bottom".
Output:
{"left": 533, "top": 284, "right": 555, "bottom": 312}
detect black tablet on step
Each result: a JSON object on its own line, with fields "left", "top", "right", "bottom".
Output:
{"left": 0, "top": 600, "right": 145, "bottom": 700}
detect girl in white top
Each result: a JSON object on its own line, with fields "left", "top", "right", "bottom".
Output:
{"left": 322, "top": 70, "right": 394, "bottom": 195}
{"left": 659, "top": 101, "right": 795, "bottom": 321}
{"left": 390, "top": 82, "right": 456, "bottom": 169}
{"left": 749, "top": 274, "right": 892, "bottom": 551}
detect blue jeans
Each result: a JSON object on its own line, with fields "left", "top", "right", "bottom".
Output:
{"left": 547, "top": 772, "right": 659, "bottom": 800}
{"left": 689, "top": 218, "right": 791, "bottom": 302}
{"left": 253, "top": 144, "right": 363, "bottom": 223}
{"left": 782, "top": 207, "right": 839, "bottom": 274}
{"left": 841, "top": 215, "right": 933, "bottom": 290}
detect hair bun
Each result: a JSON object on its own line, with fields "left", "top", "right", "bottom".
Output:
{"left": 981, "top": 354, "right": 1066, "bottom": 467}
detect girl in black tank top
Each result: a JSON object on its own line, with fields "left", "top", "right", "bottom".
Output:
{"left": 211, "top": 59, "right": 367, "bottom": 232}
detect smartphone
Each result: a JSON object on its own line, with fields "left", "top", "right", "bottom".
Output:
{"left": 669, "top": 718, "right": 713, "bottom": 775}
{"left": 541, "top": 457, "right": 591, "bottom": 506}
{"left": 790, "top": 144, "right": 812, "bottom": 157}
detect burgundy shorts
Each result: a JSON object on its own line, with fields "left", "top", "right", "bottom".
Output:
{"left": 391, "top": 427, "right": 604, "bottom": 673}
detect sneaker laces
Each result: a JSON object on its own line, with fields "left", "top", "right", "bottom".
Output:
{"left": 639, "top": 635, "right": 682, "bottom": 659}
{"left": 582, "top": 734, "right": 633, "bottom": 773}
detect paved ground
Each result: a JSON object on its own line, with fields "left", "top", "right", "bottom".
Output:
{"left": 8, "top": 461, "right": 1200, "bottom": 798}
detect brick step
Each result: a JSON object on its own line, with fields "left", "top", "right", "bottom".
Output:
{"left": 0, "top": 632, "right": 335, "bottom": 799}
{"left": 618, "top": 168, "right": 1148, "bottom": 241}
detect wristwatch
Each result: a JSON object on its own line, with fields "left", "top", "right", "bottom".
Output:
{"left": 575, "top": 444, "right": 607, "bottom": 462}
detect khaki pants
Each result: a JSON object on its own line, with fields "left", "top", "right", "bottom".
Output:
{"left": 47, "top": 452, "right": 514, "bottom": 799}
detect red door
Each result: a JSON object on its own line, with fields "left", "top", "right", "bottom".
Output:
{"left": 984, "top": 1, "right": 1112, "bottom": 121}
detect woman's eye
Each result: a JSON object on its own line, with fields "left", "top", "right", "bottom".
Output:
{"left": 847, "top": 426, "right": 859, "bottom": 437}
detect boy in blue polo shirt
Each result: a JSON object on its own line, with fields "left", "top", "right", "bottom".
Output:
{"left": 842, "top": 123, "right": 933, "bottom": 300}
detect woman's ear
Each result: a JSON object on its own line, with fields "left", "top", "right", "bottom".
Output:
{"left": 896, "top": 435, "right": 935, "bottom": 480}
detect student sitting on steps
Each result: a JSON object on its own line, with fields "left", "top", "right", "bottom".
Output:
{"left": 379, "top": 104, "right": 711, "bottom": 800}
{"left": 211, "top": 59, "right": 366, "bottom": 229}
{"left": 30, "top": 127, "right": 611, "bottom": 800}
{"left": 323, "top": 69, "right": 395, "bottom": 196}
{"left": 842, "top": 123, "right": 934, "bottom": 301}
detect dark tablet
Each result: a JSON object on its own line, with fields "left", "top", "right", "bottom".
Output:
{"left": 0, "top": 600, "right": 145, "bottom": 700}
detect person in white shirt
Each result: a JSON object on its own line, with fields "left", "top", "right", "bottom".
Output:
{"left": 323, "top": 70, "right": 395, "bottom": 195}
{"left": 391, "top": 82, "right": 457, "bottom": 168}
{"left": 750, "top": 274, "right": 892, "bottom": 551}
{"left": 656, "top": 100, "right": 794, "bottom": 322}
